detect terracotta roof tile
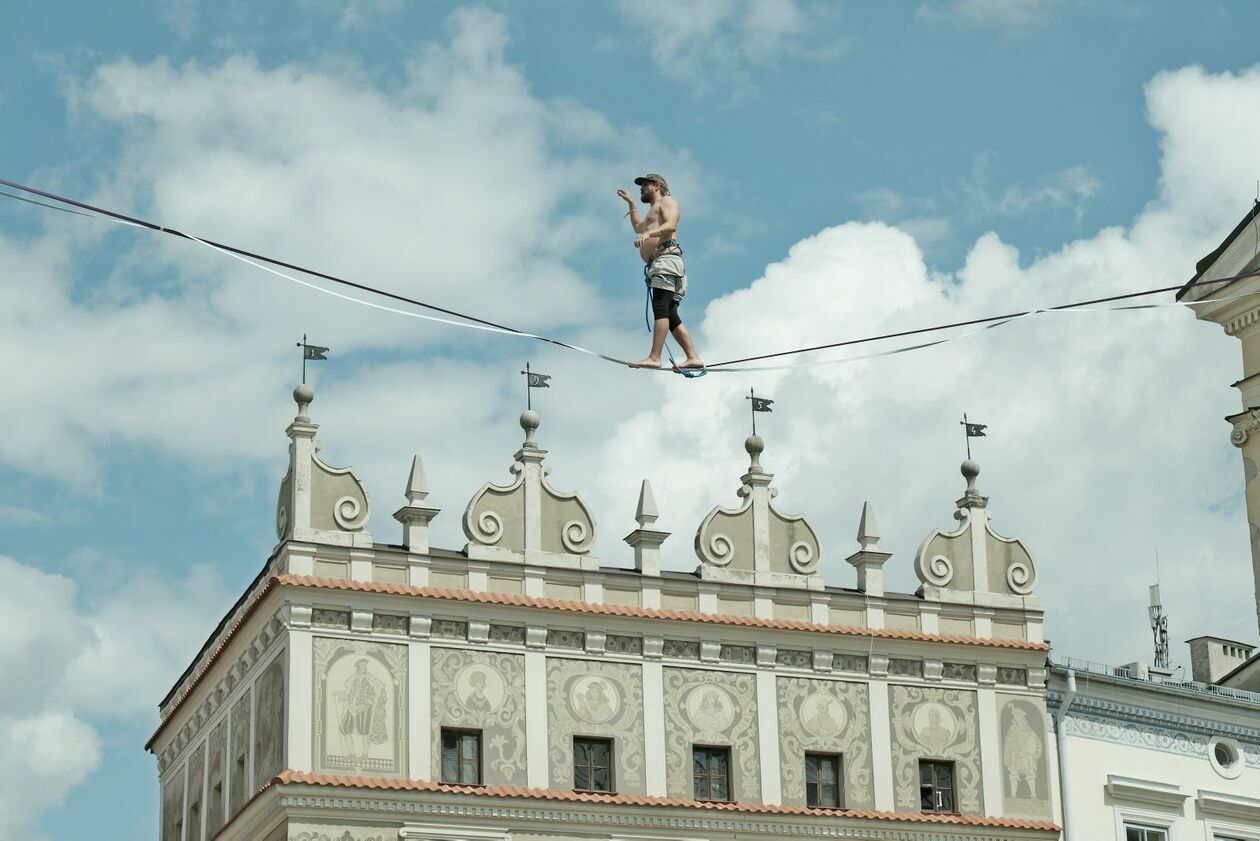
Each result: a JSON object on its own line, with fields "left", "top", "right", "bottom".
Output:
{"left": 267, "top": 770, "right": 1060, "bottom": 832}
{"left": 152, "top": 572, "right": 1046, "bottom": 750}
{"left": 146, "top": 577, "right": 280, "bottom": 750}
{"left": 277, "top": 574, "right": 1049, "bottom": 650}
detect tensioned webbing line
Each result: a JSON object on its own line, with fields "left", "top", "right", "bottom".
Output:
{"left": 2, "top": 178, "right": 1257, "bottom": 374}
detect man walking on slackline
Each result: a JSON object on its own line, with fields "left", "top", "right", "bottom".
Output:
{"left": 618, "top": 173, "right": 704, "bottom": 370}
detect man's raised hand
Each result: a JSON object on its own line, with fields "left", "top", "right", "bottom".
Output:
{"left": 617, "top": 188, "right": 635, "bottom": 205}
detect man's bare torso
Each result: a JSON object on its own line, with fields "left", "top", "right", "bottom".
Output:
{"left": 639, "top": 196, "right": 681, "bottom": 263}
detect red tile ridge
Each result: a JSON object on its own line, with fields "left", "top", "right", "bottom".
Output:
{"left": 276, "top": 573, "right": 1049, "bottom": 651}
{"left": 267, "top": 770, "right": 1060, "bottom": 831}
{"left": 152, "top": 571, "right": 1045, "bottom": 752}
{"left": 146, "top": 576, "right": 281, "bottom": 750}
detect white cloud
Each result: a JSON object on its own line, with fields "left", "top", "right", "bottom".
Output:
{"left": 583, "top": 64, "right": 1260, "bottom": 668}
{"left": 965, "top": 152, "right": 1101, "bottom": 220}
{"left": 0, "top": 503, "right": 50, "bottom": 525}
{"left": 1, "top": 7, "right": 693, "bottom": 488}
{"left": 916, "top": 0, "right": 1061, "bottom": 29}
{"left": 0, "top": 553, "right": 231, "bottom": 836}
{"left": 0, "top": 711, "right": 100, "bottom": 838}
{"left": 615, "top": 0, "right": 843, "bottom": 100}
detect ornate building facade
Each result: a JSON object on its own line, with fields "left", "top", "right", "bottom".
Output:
{"left": 148, "top": 385, "right": 1059, "bottom": 841}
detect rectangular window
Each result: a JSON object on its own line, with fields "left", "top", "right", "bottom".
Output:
{"left": 441, "top": 728, "right": 482, "bottom": 785}
{"left": 573, "top": 737, "right": 614, "bottom": 793}
{"left": 1124, "top": 827, "right": 1168, "bottom": 841}
{"left": 918, "top": 760, "right": 956, "bottom": 813}
{"left": 805, "top": 752, "right": 843, "bottom": 808}
{"left": 692, "top": 745, "right": 732, "bottom": 802}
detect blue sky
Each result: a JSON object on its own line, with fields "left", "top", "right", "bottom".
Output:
{"left": 4, "top": 2, "right": 1260, "bottom": 838}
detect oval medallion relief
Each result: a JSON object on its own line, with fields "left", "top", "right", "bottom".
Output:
{"left": 569, "top": 675, "right": 621, "bottom": 724}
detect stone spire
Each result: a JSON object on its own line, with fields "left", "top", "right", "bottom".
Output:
{"left": 275, "top": 383, "right": 372, "bottom": 548}
{"left": 847, "top": 501, "right": 891, "bottom": 597}
{"left": 462, "top": 410, "right": 597, "bottom": 568}
{"left": 914, "top": 460, "right": 1037, "bottom": 606}
{"left": 694, "top": 434, "right": 822, "bottom": 589}
{"left": 393, "top": 455, "right": 441, "bottom": 553}
{"left": 624, "top": 479, "right": 669, "bottom": 576}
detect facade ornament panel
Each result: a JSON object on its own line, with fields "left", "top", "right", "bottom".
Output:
{"left": 462, "top": 410, "right": 597, "bottom": 568}
{"left": 276, "top": 383, "right": 374, "bottom": 548}
{"left": 694, "top": 434, "right": 822, "bottom": 589}
{"left": 914, "top": 460, "right": 1038, "bottom": 607}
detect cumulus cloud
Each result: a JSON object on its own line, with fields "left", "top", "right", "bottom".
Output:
{"left": 1, "top": 6, "right": 693, "bottom": 488}
{"left": 0, "top": 554, "right": 231, "bottom": 837}
{"left": 615, "top": 0, "right": 844, "bottom": 100}
{"left": 585, "top": 64, "right": 1260, "bottom": 667}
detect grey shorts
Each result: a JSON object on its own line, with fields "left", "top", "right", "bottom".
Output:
{"left": 645, "top": 252, "right": 687, "bottom": 301}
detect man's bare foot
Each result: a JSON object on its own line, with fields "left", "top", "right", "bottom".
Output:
{"left": 629, "top": 357, "right": 663, "bottom": 369}
{"left": 675, "top": 356, "right": 705, "bottom": 369}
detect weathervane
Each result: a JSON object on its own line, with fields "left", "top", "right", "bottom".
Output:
{"left": 521, "top": 362, "right": 551, "bottom": 410}
{"left": 746, "top": 387, "right": 774, "bottom": 435}
{"left": 960, "top": 413, "right": 986, "bottom": 459}
{"left": 296, "top": 334, "right": 329, "bottom": 383}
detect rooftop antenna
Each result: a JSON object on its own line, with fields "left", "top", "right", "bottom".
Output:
{"left": 1148, "top": 549, "right": 1171, "bottom": 671}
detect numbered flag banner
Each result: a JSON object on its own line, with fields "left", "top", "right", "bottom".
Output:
{"left": 964, "top": 422, "right": 987, "bottom": 437}
{"left": 303, "top": 343, "right": 329, "bottom": 361}
{"left": 527, "top": 372, "right": 551, "bottom": 388}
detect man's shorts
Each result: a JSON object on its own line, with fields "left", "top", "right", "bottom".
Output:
{"left": 646, "top": 252, "right": 688, "bottom": 301}
{"left": 651, "top": 287, "right": 682, "bottom": 331}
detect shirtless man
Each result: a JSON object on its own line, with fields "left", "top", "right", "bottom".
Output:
{"left": 617, "top": 173, "right": 704, "bottom": 370}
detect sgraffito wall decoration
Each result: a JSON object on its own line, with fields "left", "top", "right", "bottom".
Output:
{"left": 998, "top": 695, "right": 1052, "bottom": 819}
{"left": 776, "top": 676, "right": 874, "bottom": 808}
{"left": 228, "top": 689, "right": 250, "bottom": 814}
{"left": 546, "top": 658, "right": 646, "bottom": 793}
{"left": 313, "top": 638, "right": 408, "bottom": 777}
{"left": 431, "top": 648, "right": 527, "bottom": 785}
{"left": 160, "top": 764, "right": 184, "bottom": 841}
{"left": 254, "top": 655, "right": 286, "bottom": 785}
{"left": 662, "top": 668, "right": 760, "bottom": 801}
{"left": 889, "top": 685, "right": 983, "bottom": 814}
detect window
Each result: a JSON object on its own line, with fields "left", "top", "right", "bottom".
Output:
{"left": 805, "top": 752, "right": 843, "bottom": 808}
{"left": 692, "top": 745, "right": 732, "bottom": 802}
{"left": 574, "top": 737, "right": 614, "bottom": 793}
{"left": 919, "top": 760, "right": 956, "bottom": 813}
{"left": 1124, "top": 825, "right": 1168, "bottom": 841}
{"left": 441, "top": 729, "right": 482, "bottom": 785}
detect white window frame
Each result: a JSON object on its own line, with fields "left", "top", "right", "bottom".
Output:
{"left": 1204, "top": 819, "right": 1260, "bottom": 841}
{"left": 1115, "top": 806, "right": 1176, "bottom": 841}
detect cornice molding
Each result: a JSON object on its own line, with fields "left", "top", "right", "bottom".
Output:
{"left": 272, "top": 793, "right": 1056, "bottom": 841}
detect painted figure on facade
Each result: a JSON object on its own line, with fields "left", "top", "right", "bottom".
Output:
{"left": 573, "top": 676, "right": 617, "bottom": 724}
{"left": 913, "top": 703, "right": 957, "bottom": 755}
{"left": 687, "top": 686, "right": 735, "bottom": 734}
{"left": 335, "top": 658, "right": 388, "bottom": 764}
{"left": 1002, "top": 706, "right": 1043, "bottom": 797}
{"left": 801, "top": 694, "right": 847, "bottom": 740}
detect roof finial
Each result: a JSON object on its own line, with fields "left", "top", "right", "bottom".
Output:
{"left": 745, "top": 432, "right": 765, "bottom": 471}
{"left": 520, "top": 409, "right": 540, "bottom": 447}
{"left": 635, "top": 479, "right": 659, "bottom": 528}
{"left": 293, "top": 382, "right": 315, "bottom": 421}
{"left": 857, "top": 501, "right": 880, "bottom": 550}
{"left": 405, "top": 455, "right": 429, "bottom": 502}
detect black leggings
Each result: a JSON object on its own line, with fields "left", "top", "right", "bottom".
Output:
{"left": 650, "top": 287, "right": 682, "bottom": 331}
